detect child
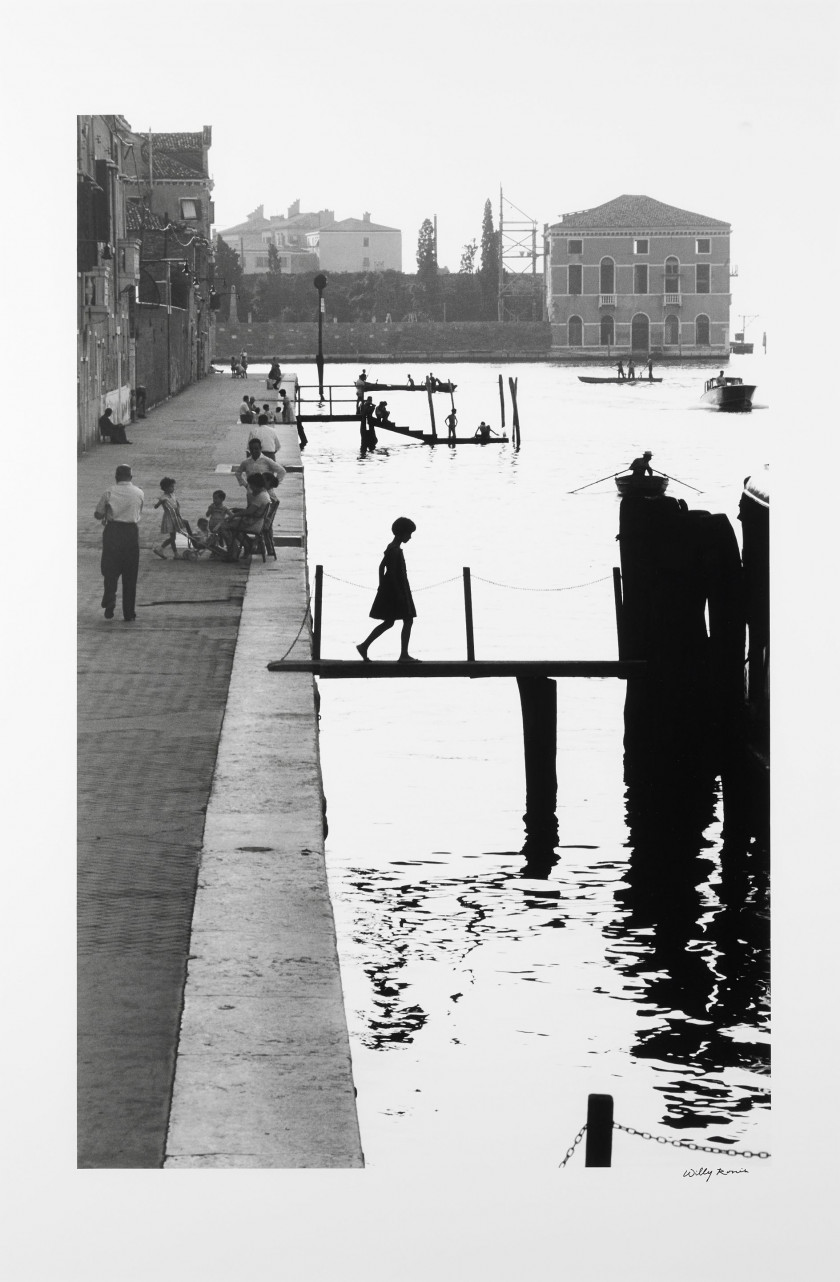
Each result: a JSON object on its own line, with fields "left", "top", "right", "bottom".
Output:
{"left": 190, "top": 517, "right": 217, "bottom": 551}
{"left": 356, "top": 517, "right": 420, "bottom": 662}
{"left": 206, "top": 489, "right": 232, "bottom": 534}
{"left": 153, "top": 477, "right": 189, "bottom": 559}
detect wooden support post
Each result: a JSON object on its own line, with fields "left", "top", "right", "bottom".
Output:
{"left": 463, "top": 567, "right": 475, "bottom": 661}
{"left": 516, "top": 676, "right": 558, "bottom": 858}
{"left": 313, "top": 564, "right": 323, "bottom": 660}
{"left": 612, "top": 566, "right": 624, "bottom": 658}
{"left": 585, "top": 1094, "right": 614, "bottom": 1167}
{"left": 426, "top": 386, "right": 437, "bottom": 441}
{"left": 498, "top": 373, "right": 506, "bottom": 428}
{"left": 508, "top": 375, "right": 521, "bottom": 447}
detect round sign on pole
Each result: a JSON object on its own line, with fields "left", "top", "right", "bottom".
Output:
{"left": 313, "top": 273, "right": 327, "bottom": 291}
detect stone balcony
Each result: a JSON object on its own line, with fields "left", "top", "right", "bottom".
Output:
{"left": 598, "top": 294, "right": 616, "bottom": 308}
{"left": 664, "top": 292, "right": 682, "bottom": 307}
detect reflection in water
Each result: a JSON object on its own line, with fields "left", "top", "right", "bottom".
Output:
{"left": 607, "top": 723, "right": 770, "bottom": 1138}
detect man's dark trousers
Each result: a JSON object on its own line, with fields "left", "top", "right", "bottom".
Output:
{"left": 101, "top": 522, "right": 139, "bottom": 619}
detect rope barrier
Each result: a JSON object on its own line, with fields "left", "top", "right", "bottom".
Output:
{"left": 273, "top": 597, "right": 313, "bottom": 662}
{"left": 322, "top": 571, "right": 611, "bottom": 595}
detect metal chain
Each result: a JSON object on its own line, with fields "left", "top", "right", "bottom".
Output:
{"left": 614, "top": 1122, "right": 770, "bottom": 1160}
{"left": 471, "top": 573, "right": 612, "bottom": 593}
{"left": 558, "top": 1123, "right": 587, "bottom": 1169}
{"left": 273, "top": 598, "right": 312, "bottom": 662}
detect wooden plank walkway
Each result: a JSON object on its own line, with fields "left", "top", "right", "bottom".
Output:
{"left": 267, "top": 659, "right": 646, "bottom": 679}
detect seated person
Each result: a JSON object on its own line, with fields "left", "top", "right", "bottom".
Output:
{"left": 474, "top": 420, "right": 492, "bottom": 441}
{"left": 219, "top": 473, "right": 271, "bottom": 557}
{"left": 628, "top": 450, "right": 654, "bottom": 478}
{"left": 239, "top": 395, "right": 254, "bottom": 423}
{"left": 190, "top": 517, "right": 219, "bottom": 550}
{"left": 268, "top": 359, "right": 283, "bottom": 390}
{"left": 99, "top": 408, "right": 132, "bottom": 445}
{"left": 374, "top": 400, "right": 392, "bottom": 424}
{"left": 206, "top": 490, "right": 233, "bottom": 533}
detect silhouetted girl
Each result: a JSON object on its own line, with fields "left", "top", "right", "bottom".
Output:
{"left": 357, "top": 517, "right": 419, "bottom": 662}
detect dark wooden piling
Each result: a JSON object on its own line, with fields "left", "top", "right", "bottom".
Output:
{"left": 516, "top": 676, "right": 558, "bottom": 857}
{"left": 462, "top": 567, "right": 475, "bottom": 661}
{"left": 313, "top": 564, "right": 324, "bottom": 661}
{"left": 498, "top": 374, "right": 506, "bottom": 428}
{"left": 585, "top": 1094, "right": 614, "bottom": 1166}
{"left": 612, "top": 566, "right": 624, "bottom": 658}
{"left": 508, "top": 375, "right": 521, "bottom": 447}
{"left": 426, "top": 386, "right": 437, "bottom": 440}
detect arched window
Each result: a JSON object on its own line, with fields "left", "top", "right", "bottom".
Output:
{"left": 664, "top": 256, "right": 680, "bottom": 293}
{"left": 696, "top": 314, "right": 710, "bottom": 345}
{"left": 664, "top": 314, "right": 680, "bottom": 345}
{"left": 568, "top": 315, "right": 583, "bottom": 347}
{"left": 600, "top": 315, "right": 614, "bottom": 346}
{"left": 631, "top": 313, "right": 650, "bottom": 352}
{"left": 600, "top": 257, "right": 615, "bottom": 294}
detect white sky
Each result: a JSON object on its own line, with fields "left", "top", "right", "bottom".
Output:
{"left": 113, "top": 0, "right": 803, "bottom": 327}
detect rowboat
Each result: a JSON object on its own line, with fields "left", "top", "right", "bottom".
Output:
{"left": 701, "top": 376, "right": 755, "bottom": 410}
{"left": 615, "top": 474, "right": 669, "bottom": 497}
{"left": 578, "top": 375, "right": 662, "bottom": 384}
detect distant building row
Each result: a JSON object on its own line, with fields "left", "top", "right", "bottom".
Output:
{"left": 77, "top": 115, "right": 215, "bottom": 451}
{"left": 216, "top": 202, "right": 402, "bottom": 275}
{"left": 544, "top": 194, "right": 732, "bottom": 356}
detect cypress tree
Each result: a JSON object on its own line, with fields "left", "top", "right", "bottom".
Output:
{"left": 479, "top": 198, "right": 499, "bottom": 320}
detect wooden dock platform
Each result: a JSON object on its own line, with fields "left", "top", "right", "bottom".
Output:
{"left": 268, "top": 659, "right": 646, "bottom": 679}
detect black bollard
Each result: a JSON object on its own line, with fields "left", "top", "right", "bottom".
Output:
{"left": 585, "top": 1093, "right": 614, "bottom": 1166}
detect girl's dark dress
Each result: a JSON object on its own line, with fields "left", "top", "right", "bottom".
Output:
{"left": 369, "top": 543, "right": 416, "bottom": 620}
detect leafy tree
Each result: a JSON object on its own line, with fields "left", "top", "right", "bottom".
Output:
{"left": 479, "top": 198, "right": 499, "bottom": 319}
{"left": 416, "top": 217, "right": 440, "bottom": 318}
{"left": 256, "top": 242, "right": 283, "bottom": 319}
{"left": 459, "top": 239, "right": 478, "bottom": 274}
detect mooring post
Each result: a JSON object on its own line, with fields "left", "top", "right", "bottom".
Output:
{"left": 313, "top": 564, "right": 323, "bottom": 660}
{"left": 463, "top": 567, "right": 475, "bottom": 661}
{"left": 612, "top": 566, "right": 624, "bottom": 658}
{"left": 498, "top": 373, "right": 506, "bottom": 428}
{"left": 508, "top": 375, "right": 521, "bottom": 447}
{"left": 427, "top": 385, "right": 437, "bottom": 440}
{"left": 516, "top": 676, "right": 557, "bottom": 853}
{"left": 585, "top": 1094, "right": 614, "bottom": 1167}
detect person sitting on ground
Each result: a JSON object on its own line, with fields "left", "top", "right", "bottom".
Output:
{"left": 190, "top": 517, "right": 218, "bottom": 551}
{"left": 248, "top": 396, "right": 259, "bottom": 417}
{"left": 219, "top": 473, "right": 271, "bottom": 558}
{"left": 234, "top": 437, "right": 286, "bottom": 491}
{"left": 262, "top": 403, "right": 273, "bottom": 423}
{"left": 407, "top": 373, "right": 415, "bottom": 387}
{"left": 277, "top": 388, "right": 295, "bottom": 424}
{"left": 99, "top": 408, "right": 132, "bottom": 445}
{"left": 248, "top": 416, "right": 281, "bottom": 459}
{"left": 239, "top": 395, "right": 254, "bottom": 424}
{"left": 628, "top": 450, "right": 654, "bottom": 479}
{"left": 268, "top": 358, "right": 282, "bottom": 390}
{"left": 206, "top": 490, "right": 233, "bottom": 534}
{"left": 475, "top": 420, "right": 492, "bottom": 441}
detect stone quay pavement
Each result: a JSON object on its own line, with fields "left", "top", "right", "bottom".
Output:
{"left": 78, "top": 372, "right": 363, "bottom": 1168}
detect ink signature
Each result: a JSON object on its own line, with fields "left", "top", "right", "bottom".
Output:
{"left": 683, "top": 1167, "right": 749, "bottom": 1182}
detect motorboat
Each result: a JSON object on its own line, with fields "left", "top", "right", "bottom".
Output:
{"left": 701, "top": 376, "right": 755, "bottom": 410}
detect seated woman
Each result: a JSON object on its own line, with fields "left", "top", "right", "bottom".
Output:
{"left": 268, "top": 358, "right": 283, "bottom": 390}
{"left": 218, "top": 473, "right": 271, "bottom": 558}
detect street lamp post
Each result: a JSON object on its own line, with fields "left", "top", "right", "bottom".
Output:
{"left": 314, "top": 272, "right": 327, "bottom": 404}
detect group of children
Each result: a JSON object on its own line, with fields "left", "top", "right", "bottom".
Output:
{"left": 239, "top": 395, "right": 294, "bottom": 426}
{"left": 153, "top": 480, "right": 279, "bottom": 560}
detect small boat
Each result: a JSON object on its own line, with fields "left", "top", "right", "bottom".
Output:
{"left": 615, "top": 474, "right": 669, "bottom": 497}
{"left": 701, "top": 376, "right": 756, "bottom": 411}
{"left": 359, "top": 381, "right": 457, "bottom": 393}
{"left": 578, "top": 375, "right": 662, "bottom": 384}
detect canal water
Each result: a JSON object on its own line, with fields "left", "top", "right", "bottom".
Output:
{"left": 272, "top": 357, "right": 770, "bottom": 1170}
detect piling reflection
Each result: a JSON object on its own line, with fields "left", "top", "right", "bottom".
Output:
{"left": 605, "top": 716, "right": 770, "bottom": 1135}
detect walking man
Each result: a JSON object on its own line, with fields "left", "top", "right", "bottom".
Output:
{"left": 94, "top": 464, "right": 144, "bottom": 621}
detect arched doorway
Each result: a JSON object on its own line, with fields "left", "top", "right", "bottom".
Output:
{"left": 696, "top": 314, "right": 710, "bottom": 345}
{"left": 568, "top": 315, "right": 583, "bottom": 347}
{"left": 599, "top": 257, "right": 615, "bottom": 294}
{"left": 664, "top": 314, "right": 680, "bottom": 345}
{"left": 600, "top": 315, "right": 614, "bottom": 346}
{"left": 631, "top": 313, "right": 650, "bottom": 352}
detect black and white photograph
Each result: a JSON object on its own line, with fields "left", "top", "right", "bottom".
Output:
{"left": 8, "top": 0, "right": 838, "bottom": 1276}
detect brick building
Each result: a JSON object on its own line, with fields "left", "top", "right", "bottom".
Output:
{"left": 545, "top": 195, "right": 731, "bottom": 358}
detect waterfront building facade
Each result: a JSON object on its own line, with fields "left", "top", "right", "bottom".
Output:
{"left": 545, "top": 195, "right": 731, "bottom": 358}
{"left": 307, "top": 213, "right": 402, "bottom": 272}
{"left": 217, "top": 202, "right": 329, "bottom": 274}
{"left": 77, "top": 115, "right": 138, "bottom": 452}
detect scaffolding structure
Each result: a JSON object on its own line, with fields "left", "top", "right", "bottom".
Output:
{"left": 498, "top": 187, "right": 545, "bottom": 322}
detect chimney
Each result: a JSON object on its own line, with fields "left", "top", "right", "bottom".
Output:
{"left": 363, "top": 211, "right": 371, "bottom": 223}
{"left": 288, "top": 199, "right": 300, "bottom": 219}
{"left": 249, "top": 205, "right": 264, "bottom": 223}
